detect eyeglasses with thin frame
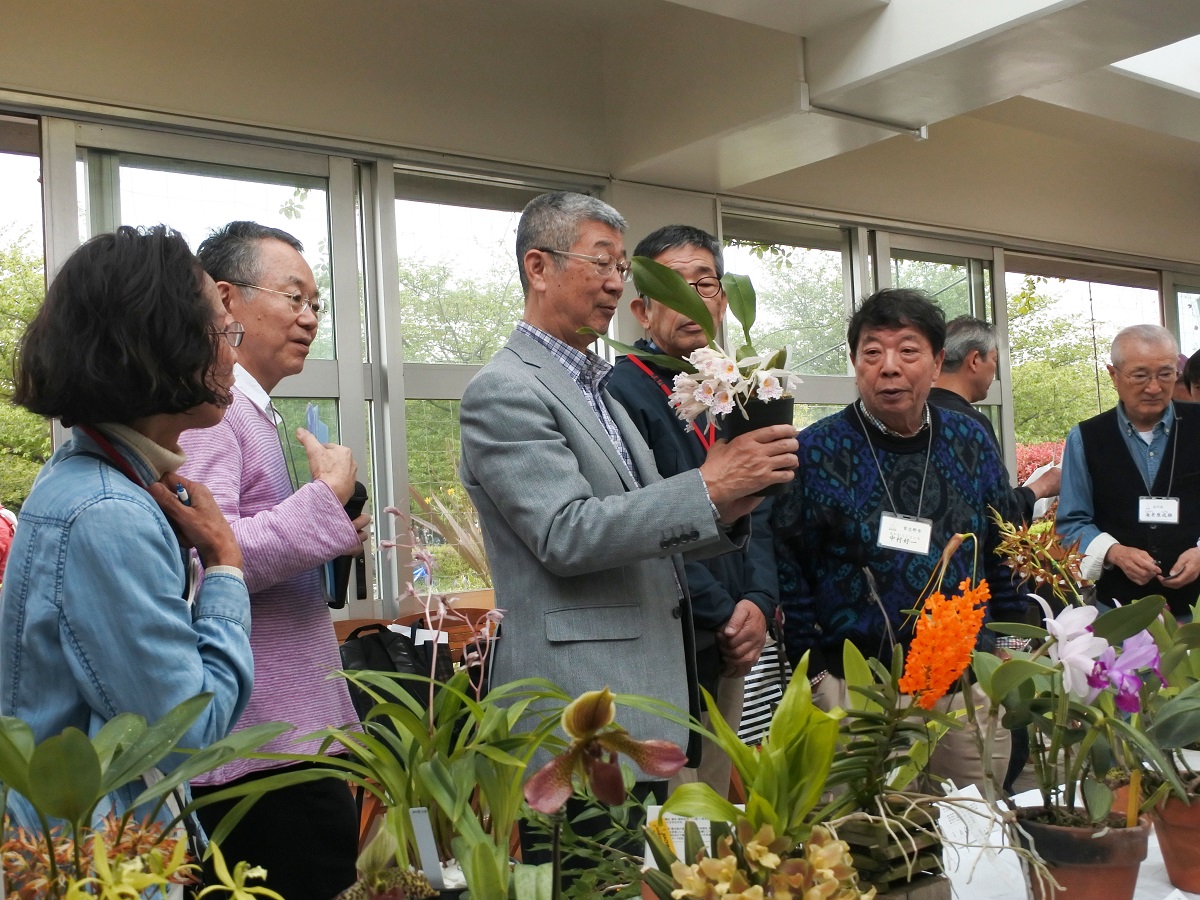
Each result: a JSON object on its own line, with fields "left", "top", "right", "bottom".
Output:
{"left": 229, "top": 281, "right": 325, "bottom": 320}
{"left": 688, "top": 276, "right": 723, "bottom": 299}
{"left": 538, "top": 248, "right": 631, "bottom": 282}
{"left": 1113, "top": 366, "right": 1177, "bottom": 387}
{"left": 210, "top": 322, "right": 245, "bottom": 347}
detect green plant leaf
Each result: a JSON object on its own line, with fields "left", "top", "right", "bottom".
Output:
{"left": 98, "top": 693, "right": 211, "bottom": 794}
{"left": 842, "top": 642, "right": 881, "bottom": 713}
{"left": 683, "top": 819, "right": 704, "bottom": 865}
{"left": 971, "top": 650, "right": 1002, "bottom": 700}
{"left": 1092, "top": 596, "right": 1166, "bottom": 644}
{"left": 26, "top": 728, "right": 102, "bottom": 825}
{"left": 640, "top": 866, "right": 677, "bottom": 900}
{"left": 985, "top": 622, "right": 1048, "bottom": 640}
{"left": 660, "top": 781, "right": 740, "bottom": 825}
{"left": 721, "top": 272, "right": 756, "bottom": 343}
{"left": 1081, "top": 778, "right": 1113, "bottom": 823}
{"left": 0, "top": 718, "right": 34, "bottom": 796}
{"left": 631, "top": 257, "right": 715, "bottom": 342}
{"left": 456, "top": 836, "right": 508, "bottom": 898}
{"left": 987, "top": 659, "right": 1056, "bottom": 705}
{"left": 510, "top": 862, "right": 555, "bottom": 900}
{"left": 580, "top": 331, "right": 697, "bottom": 372}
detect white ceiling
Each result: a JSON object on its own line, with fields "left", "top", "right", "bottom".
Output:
{"left": 620, "top": 0, "right": 1200, "bottom": 193}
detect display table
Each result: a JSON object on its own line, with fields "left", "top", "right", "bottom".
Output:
{"left": 941, "top": 789, "right": 1199, "bottom": 899}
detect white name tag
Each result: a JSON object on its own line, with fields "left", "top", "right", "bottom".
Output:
{"left": 1139, "top": 496, "right": 1180, "bottom": 524}
{"left": 878, "top": 512, "right": 934, "bottom": 555}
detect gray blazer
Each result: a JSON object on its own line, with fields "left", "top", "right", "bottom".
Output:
{"left": 459, "top": 331, "right": 742, "bottom": 766}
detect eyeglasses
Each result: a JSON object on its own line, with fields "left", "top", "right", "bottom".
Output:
{"left": 688, "top": 276, "right": 724, "bottom": 299}
{"left": 210, "top": 322, "right": 245, "bottom": 347}
{"left": 1114, "top": 366, "right": 1177, "bottom": 386}
{"left": 538, "top": 248, "right": 631, "bottom": 282}
{"left": 229, "top": 281, "right": 325, "bottom": 320}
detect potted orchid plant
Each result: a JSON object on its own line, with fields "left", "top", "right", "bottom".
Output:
{"left": 975, "top": 513, "right": 1188, "bottom": 899}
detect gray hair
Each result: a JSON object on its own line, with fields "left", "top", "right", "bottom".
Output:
{"left": 1110, "top": 324, "right": 1178, "bottom": 368}
{"left": 942, "top": 316, "right": 998, "bottom": 373}
{"left": 197, "top": 220, "right": 304, "bottom": 285}
{"left": 632, "top": 224, "right": 724, "bottom": 303}
{"left": 515, "top": 191, "right": 626, "bottom": 294}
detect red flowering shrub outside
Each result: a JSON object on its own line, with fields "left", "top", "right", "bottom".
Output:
{"left": 1017, "top": 440, "right": 1064, "bottom": 484}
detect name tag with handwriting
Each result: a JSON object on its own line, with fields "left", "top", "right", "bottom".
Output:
{"left": 877, "top": 512, "right": 933, "bottom": 556}
{"left": 1139, "top": 496, "right": 1180, "bottom": 524}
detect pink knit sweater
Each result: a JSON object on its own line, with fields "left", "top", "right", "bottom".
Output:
{"left": 179, "top": 386, "right": 361, "bottom": 784}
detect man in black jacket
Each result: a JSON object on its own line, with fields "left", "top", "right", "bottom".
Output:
{"left": 929, "top": 316, "right": 1060, "bottom": 521}
{"left": 608, "top": 224, "right": 778, "bottom": 793}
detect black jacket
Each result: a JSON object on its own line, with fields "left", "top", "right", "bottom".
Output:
{"left": 927, "top": 386, "right": 1037, "bottom": 522}
{"left": 607, "top": 342, "right": 779, "bottom": 640}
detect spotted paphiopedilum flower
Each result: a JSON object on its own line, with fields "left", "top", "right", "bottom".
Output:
{"left": 523, "top": 687, "right": 688, "bottom": 814}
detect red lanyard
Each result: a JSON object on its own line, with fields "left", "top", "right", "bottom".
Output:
{"left": 626, "top": 355, "right": 716, "bottom": 451}
{"left": 79, "top": 425, "right": 147, "bottom": 489}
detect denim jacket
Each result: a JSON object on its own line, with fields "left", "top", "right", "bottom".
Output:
{"left": 0, "top": 427, "right": 253, "bottom": 830}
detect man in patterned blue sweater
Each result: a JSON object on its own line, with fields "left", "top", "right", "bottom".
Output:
{"left": 772, "top": 288, "right": 1022, "bottom": 791}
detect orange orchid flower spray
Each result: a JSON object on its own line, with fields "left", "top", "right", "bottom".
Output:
{"left": 898, "top": 578, "right": 990, "bottom": 710}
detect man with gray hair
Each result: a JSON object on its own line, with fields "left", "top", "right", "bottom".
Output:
{"left": 1059, "top": 323, "right": 1200, "bottom": 617}
{"left": 929, "top": 316, "right": 1060, "bottom": 520}
{"left": 607, "top": 223, "right": 779, "bottom": 796}
{"left": 459, "top": 193, "right": 798, "bottom": 805}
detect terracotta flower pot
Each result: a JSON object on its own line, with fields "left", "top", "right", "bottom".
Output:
{"left": 1152, "top": 794, "right": 1200, "bottom": 893}
{"left": 1015, "top": 808, "right": 1149, "bottom": 900}
{"left": 715, "top": 396, "right": 796, "bottom": 496}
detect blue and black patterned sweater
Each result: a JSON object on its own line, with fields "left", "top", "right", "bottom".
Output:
{"left": 772, "top": 403, "right": 1023, "bottom": 678}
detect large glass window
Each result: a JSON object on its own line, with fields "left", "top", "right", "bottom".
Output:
{"left": 393, "top": 175, "right": 543, "bottom": 591}
{"left": 81, "top": 156, "right": 335, "bottom": 359}
{"left": 394, "top": 175, "right": 530, "bottom": 366}
{"left": 1005, "top": 257, "right": 1161, "bottom": 450}
{"left": 721, "top": 213, "right": 850, "bottom": 377}
{"left": 890, "top": 249, "right": 991, "bottom": 323}
{"left": 0, "top": 116, "right": 49, "bottom": 512}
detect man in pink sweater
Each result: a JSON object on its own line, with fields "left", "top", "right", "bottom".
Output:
{"left": 180, "top": 222, "right": 370, "bottom": 900}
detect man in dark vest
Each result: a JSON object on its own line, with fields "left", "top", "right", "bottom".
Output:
{"left": 607, "top": 224, "right": 778, "bottom": 796}
{"left": 1059, "top": 324, "right": 1200, "bottom": 618}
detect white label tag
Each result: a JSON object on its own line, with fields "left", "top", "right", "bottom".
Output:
{"left": 877, "top": 512, "right": 933, "bottom": 555}
{"left": 1139, "top": 496, "right": 1180, "bottom": 524}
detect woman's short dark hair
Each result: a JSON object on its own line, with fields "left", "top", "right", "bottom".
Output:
{"left": 847, "top": 288, "right": 947, "bottom": 358}
{"left": 13, "top": 225, "right": 229, "bottom": 427}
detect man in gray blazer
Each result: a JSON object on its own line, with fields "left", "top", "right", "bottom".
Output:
{"left": 459, "top": 192, "right": 798, "bottom": 798}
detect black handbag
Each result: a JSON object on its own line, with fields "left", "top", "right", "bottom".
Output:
{"left": 338, "top": 622, "right": 454, "bottom": 721}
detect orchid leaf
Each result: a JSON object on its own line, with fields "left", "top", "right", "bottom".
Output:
{"left": 988, "top": 659, "right": 1056, "bottom": 705}
{"left": 971, "top": 650, "right": 1002, "bottom": 701}
{"left": 98, "top": 692, "right": 211, "bottom": 794}
{"left": 511, "top": 862, "right": 555, "bottom": 900}
{"left": 660, "top": 780, "right": 740, "bottom": 825}
{"left": 842, "top": 642, "right": 881, "bottom": 713}
{"left": 25, "top": 728, "right": 100, "bottom": 825}
{"left": 640, "top": 867, "right": 677, "bottom": 900}
{"left": 683, "top": 819, "right": 704, "bottom": 866}
{"left": 1092, "top": 595, "right": 1165, "bottom": 644}
{"left": 0, "top": 718, "right": 34, "bottom": 797}
{"left": 1081, "top": 778, "right": 1113, "bottom": 823}
{"left": 985, "top": 622, "right": 1048, "bottom": 640}
{"left": 721, "top": 272, "right": 756, "bottom": 343}
{"left": 631, "top": 256, "right": 715, "bottom": 342}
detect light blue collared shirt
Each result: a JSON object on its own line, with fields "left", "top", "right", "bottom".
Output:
{"left": 1058, "top": 402, "right": 1176, "bottom": 563}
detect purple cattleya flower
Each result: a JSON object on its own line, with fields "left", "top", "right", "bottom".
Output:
{"left": 1086, "top": 629, "right": 1162, "bottom": 713}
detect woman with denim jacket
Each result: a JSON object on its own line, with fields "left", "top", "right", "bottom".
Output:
{"left": 0, "top": 225, "right": 253, "bottom": 830}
